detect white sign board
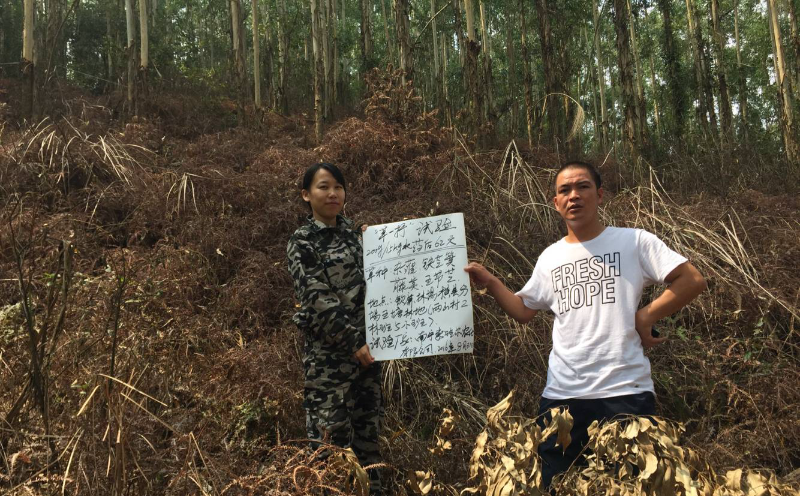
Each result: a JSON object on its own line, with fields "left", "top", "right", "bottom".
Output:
{"left": 363, "top": 213, "right": 474, "bottom": 360}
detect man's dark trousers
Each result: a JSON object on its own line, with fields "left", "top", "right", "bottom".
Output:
{"left": 536, "top": 391, "right": 656, "bottom": 490}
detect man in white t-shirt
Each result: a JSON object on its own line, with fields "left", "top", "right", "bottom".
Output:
{"left": 465, "top": 160, "right": 706, "bottom": 489}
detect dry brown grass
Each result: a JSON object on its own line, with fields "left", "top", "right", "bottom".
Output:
{"left": 1, "top": 72, "right": 798, "bottom": 495}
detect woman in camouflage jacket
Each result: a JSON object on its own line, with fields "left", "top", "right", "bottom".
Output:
{"left": 287, "top": 163, "right": 383, "bottom": 494}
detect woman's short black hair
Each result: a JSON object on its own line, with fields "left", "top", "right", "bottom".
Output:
{"left": 556, "top": 160, "right": 602, "bottom": 189}
{"left": 302, "top": 162, "right": 347, "bottom": 191}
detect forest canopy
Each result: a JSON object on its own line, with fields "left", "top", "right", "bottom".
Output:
{"left": 3, "top": 0, "right": 800, "bottom": 166}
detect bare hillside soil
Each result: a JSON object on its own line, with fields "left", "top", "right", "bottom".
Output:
{"left": 1, "top": 76, "right": 798, "bottom": 494}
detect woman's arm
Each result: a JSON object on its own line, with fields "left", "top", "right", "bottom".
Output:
{"left": 287, "top": 236, "right": 367, "bottom": 357}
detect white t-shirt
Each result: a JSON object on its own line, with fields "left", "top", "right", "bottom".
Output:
{"left": 516, "top": 227, "right": 687, "bottom": 400}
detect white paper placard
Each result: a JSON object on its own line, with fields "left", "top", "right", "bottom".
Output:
{"left": 363, "top": 213, "right": 474, "bottom": 360}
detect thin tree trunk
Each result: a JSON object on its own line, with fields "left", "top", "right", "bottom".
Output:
{"left": 331, "top": 0, "right": 339, "bottom": 106}
{"left": 139, "top": 0, "right": 149, "bottom": 102}
{"left": 685, "top": 0, "right": 709, "bottom": 135}
{"left": 430, "top": 0, "right": 439, "bottom": 110}
{"left": 266, "top": 6, "right": 277, "bottom": 108}
{"left": 520, "top": 0, "right": 533, "bottom": 148}
{"left": 767, "top": 0, "right": 798, "bottom": 163}
{"left": 278, "top": 0, "right": 289, "bottom": 113}
{"left": 613, "top": 0, "right": 641, "bottom": 156}
{"left": 106, "top": 1, "right": 114, "bottom": 80}
{"left": 700, "top": 29, "right": 718, "bottom": 135}
{"left": 507, "top": 12, "right": 517, "bottom": 136}
{"left": 452, "top": 0, "right": 464, "bottom": 67}
{"left": 0, "top": 0, "right": 5, "bottom": 63}
{"left": 711, "top": 0, "right": 732, "bottom": 140}
{"left": 463, "top": 0, "right": 480, "bottom": 132}
{"left": 789, "top": 0, "right": 800, "bottom": 94}
{"left": 321, "top": 0, "right": 331, "bottom": 117}
{"left": 442, "top": 32, "right": 450, "bottom": 124}
{"left": 44, "top": 0, "right": 64, "bottom": 78}
{"left": 360, "top": 0, "right": 373, "bottom": 73}
{"left": 535, "top": 0, "right": 562, "bottom": 147}
{"left": 381, "top": 0, "right": 394, "bottom": 65}
{"left": 627, "top": 0, "right": 646, "bottom": 142}
{"left": 252, "top": 0, "right": 261, "bottom": 108}
{"left": 311, "top": 0, "right": 324, "bottom": 141}
{"left": 231, "top": 0, "right": 247, "bottom": 113}
{"left": 649, "top": 54, "right": 661, "bottom": 138}
{"left": 125, "top": 0, "right": 135, "bottom": 110}
{"left": 656, "top": 0, "right": 684, "bottom": 140}
{"left": 734, "top": 0, "right": 748, "bottom": 141}
{"left": 584, "top": 26, "right": 600, "bottom": 145}
{"left": 593, "top": 0, "right": 608, "bottom": 147}
{"left": 395, "top": 0, "right": 412, "bottom": 84}
{"left": 480, "top": 0, "right": 494, "bottom": 123}
{"left": 23, "top": 0, "right": 35, "bottom": 117}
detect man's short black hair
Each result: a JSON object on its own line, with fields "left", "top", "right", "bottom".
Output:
{"left": 556, "top": 160, "right": 602, "bottom": 189}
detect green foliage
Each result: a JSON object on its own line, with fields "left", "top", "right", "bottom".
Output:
{"left": 0, "top": 0, "right": 798, "bottom": 166}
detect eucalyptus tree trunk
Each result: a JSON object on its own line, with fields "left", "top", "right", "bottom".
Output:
{"left": 649, "top": 54, "right": 661, "bottom": 137}
{"left": 452, "top": 0, "right": 464, "bottom": 67}
{"left": 789, "top": 0, "right": 800, "bottom": 93}
{"left": 734, "top": 0, "right": 747, "bottom": 141}
{"left": 231, "top": 0, "right": 247, "bottom": 110}
{"left": 507, "top": 12, "right": 517, "bottom": 136}
{"left": 278, "top": 0, "right": 289, "bottom": 113}
{"left": 394, "top": 0, "right": 412, "bottom": 84}
{"left": 125, "top": 0, "right": 135, "bottom": 109}
{"left": 331, "top": 0, "right": 339, "bottom": 106}
{"left": 441, "top": 32, "right": 450, "bottom": 124}
{"left": 685, "top": 0, "right": 709, "bottom": 135}
{"left": 0, "top": 1, "right": 5, "bottom": 63}
{"left": 710, "top": 0, "right": 732, "bottom": 140}
{"left": 23, "top": 0, "right": 35, "bottom": 116}
{"left": 106, "top": 1, "right": 114, "bottom": 80}
{"left": 321, "top": 0, "right": 331, "bottom": 117}
{"left": 139, "top": 0, "right": 149, "bottom": 99}
{"left": 699, "top": 30, "right": 718, "bottom": 135}
{"left": 613, "top": 0, "right": 641, "bottom": 156}
{"left": 430, "top": 0, "right": 439, "bottom": 109}
{"left": 519, "top": 0, "right": 533, "bottom": 148}
{"left": 480, "top": 1, "right": 494, "bottom": 123}
{"left": 311, "top": 0, "right": 324, "bottom": 141}
{"left": 44, "top": 0, "right": 66, "bottom": 78}
{"left": 263, "top": 5, "right": 275, "bottom": 108}
{"left": 593, "top": 0, "right": 608, "bottom": 148}
{"left": 627, "top": 0, "right": 646, "bottom": 141}
{"left": 583, "top": 26, "right": 600, "bottom": 144}
{"left": 381, "top": 0, "right": 394, "bottom": 65}
{"left": 463, "top": 0, "right": 481, "bottom": 132}
{"left": 535, "top": 0, "right": 563, "bottom": 147}
{"left": 360, "top": 0, "right": 373, "bottom": 73}
{"left": 656, "top": 0, "right": 684, "bottom": 140}
{"left": 252, "top": 0, "right": 262, "bottom": 108}
{"left": 767, "top": 0, "right": 798, "bottom": 163}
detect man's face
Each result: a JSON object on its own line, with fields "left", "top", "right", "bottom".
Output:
{"left": 553, "top": 167, "right": 603, "bottom": 225}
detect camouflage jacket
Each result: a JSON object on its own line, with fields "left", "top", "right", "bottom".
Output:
{"left": 287, "top": 215, "right": 366, "bottom": 357}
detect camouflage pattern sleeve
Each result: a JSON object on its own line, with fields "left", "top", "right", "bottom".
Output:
{"left": 287, "top": 235, "right": 366, "bottom": 356}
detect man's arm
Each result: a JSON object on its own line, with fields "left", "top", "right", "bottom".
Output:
{"left": 635, "top": 261, "right": 707, "bottom": 348}
{"left": 464, "top": 262, "right": 538, "bottom": 324}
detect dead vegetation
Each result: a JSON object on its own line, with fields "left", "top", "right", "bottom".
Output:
{"left": 1, "top": 72, "right": 798, "bottom": 495}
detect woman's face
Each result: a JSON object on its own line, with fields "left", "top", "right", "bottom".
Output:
{"left": 302, "top": 168, "right": 345, "bottom": 226}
